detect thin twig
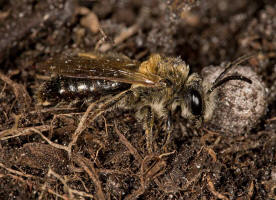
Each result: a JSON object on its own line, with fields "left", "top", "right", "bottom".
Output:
{"left": 73, "top": 154, "right": 105, "bottom": 200}
{"left": 31, "top": 128, "right": 70, "bottom": 152}
{"left": 0, "top": 162, "right": 39, "bottom": 179}
{"left": 47, "top": 169, "right": 95, "bottom": 199}
{"left": 0, "top": 125, "right": 51, "bottom": 140}
{"left": 0, "top": 72, "right": 31, "bottom": 110}
{"left": 67, "top": 102, "right": 98, "bottom": 157}
{"left": 207, "top": 175, "right": 229, "bottom": 200}
{"left": 114, "top": 122, "right": 143, "bottom": 163}
{"left": 98, "top": 24, "right": 139, "bottom": 52}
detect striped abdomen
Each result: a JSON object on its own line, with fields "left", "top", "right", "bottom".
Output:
{"left": 37, "top": 76, "right": 130, "bottom": 105}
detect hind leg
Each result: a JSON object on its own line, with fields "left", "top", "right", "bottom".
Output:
{"left": 162, "top": 111, "right": 173, "bottom": 152}
{"left": 138, "top": 106, "right": 155, "bottom": 154}
{"left": 89, "top": 90, "right": 133, "bottom": 122}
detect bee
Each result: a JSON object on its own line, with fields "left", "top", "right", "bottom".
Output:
{"left": 37, "top": 52, "right": 252, "bottom": 153}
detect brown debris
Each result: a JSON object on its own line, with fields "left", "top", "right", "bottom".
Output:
{"left": 80, "top": 9, "right": 100, "bottom": 34}
{"left": 0, "top": 72, "right": 31, "bottom": 111}
{"left": 98, "top": 24, "right": 139, "bottom": 52}
{"left": 114, "top": 122, "right": 143, "bottom": 163}
{"left": 0, "top": 0, "right": 75, "bottom": 62}
{"left": 40, "top": 169, "right": 94, "bottom": 199}
{"left": 72, "top": 154, "right": 105, "bottom": 200}
{"left": 207, "top": 175, "right": 229, "bottom": 200}
{"left": 15, "top": 143, "right": 69, "bottom": 174}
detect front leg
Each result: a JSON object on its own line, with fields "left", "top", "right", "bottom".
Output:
{"left": 139, "top": 106, "right": 154, "bottom": 153}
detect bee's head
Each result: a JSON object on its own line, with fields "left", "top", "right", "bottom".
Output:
{"left": 172, "top": 55, "right": 254, "bottom": 127}
{"left": 172, "top": 73, "right": 206, "bottom": 127}
{"left": 174, "top": 69, "right": 252, "bottom": 127}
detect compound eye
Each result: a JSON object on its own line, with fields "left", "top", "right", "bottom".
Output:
{"left": 190, "top": 89, "right": 202, "bottom": 116}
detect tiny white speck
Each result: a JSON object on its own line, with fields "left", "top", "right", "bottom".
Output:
{"left": 78, "top": 84, "right": 88, "bottom": 91}
{"left": 90, "top": 86, "right": 95, "bottom": 91}
{"left": 50, "top": 66, "right": 56, "bottom": 70}
{"left": 59, "top": 88, "right": 65, "bottom": 94}
{"left": 69, "top": 85, "right": 76, "bottom": 92}
{"left": 43, "top": 14, "right": 49, "bottom": 20}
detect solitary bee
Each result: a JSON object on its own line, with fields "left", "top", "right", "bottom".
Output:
{"left": 37, "top": 52, "right": 252, "bottom": 153}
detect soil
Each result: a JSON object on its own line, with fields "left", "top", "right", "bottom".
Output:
{"left": 0, "top": 0, "right": 275, "bottom": 199}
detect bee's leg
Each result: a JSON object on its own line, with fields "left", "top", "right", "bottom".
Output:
{"left": 89, "top": 90, "right": 132, "bottom": 122}
{"left": 162, "top": 111, "right": 173, "bottom": 152}
{"left": 77, "top": 52, "right": 99, "bottom": 59}
{"left": 140, "top": 106, "right": 154, "bottom": 153}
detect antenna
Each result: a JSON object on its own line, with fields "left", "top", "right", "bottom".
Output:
{"left": 207, "top": 53, "right": 255, "bottom": 94}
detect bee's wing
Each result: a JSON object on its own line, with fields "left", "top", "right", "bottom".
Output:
{"left": 39, "top": 54, "right": 162, "bottom": 87}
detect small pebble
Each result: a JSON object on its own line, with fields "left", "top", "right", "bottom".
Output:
{"left": 202, "top": 65, "right": 267, "bottom": 135}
